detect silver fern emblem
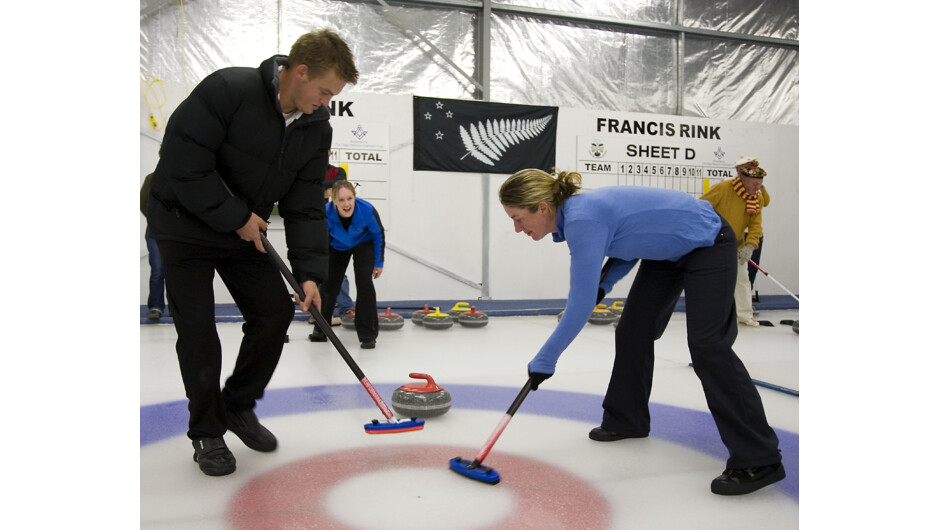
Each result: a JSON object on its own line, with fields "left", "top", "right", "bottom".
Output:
{"left": 458, "top": 115, "right": 554, "bottom": 166}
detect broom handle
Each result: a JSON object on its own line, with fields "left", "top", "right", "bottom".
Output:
{"left": 259, "top": 232, "right": 395, "bottom": 420}
{"left": 470, "top": 378, "right": 534, "bottom": 467}
{"left": 748, "top": 259, "right": 800, "bottom": 303}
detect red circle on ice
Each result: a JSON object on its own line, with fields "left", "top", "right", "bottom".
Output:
{"left": 227, "top": 444, "right": 611, "bottom": 528}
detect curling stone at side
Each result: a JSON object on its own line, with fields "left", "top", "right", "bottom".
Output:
{"left": 457, "top": 306, "right": 489, "bottom": 328}
{"left": 422, "top": 307, "right": 454, "bottom": 330}
{"left": 378, "top": 307, "right": 404, "bottom": 330}
{"left": 391, "top": 373, "right": 452, "bottom": 418}
{"left": 411, "top": 304, "right": 434, "bottom": 326}
{"left": 588, "top": 304, "right": 617, "bottom": 325}
{"left": 608, "top": 300, "right": 624, "bottom": 317}
{"left": 341, "top": 308, "right": 356, "bottom": 330}
{"left": 447, "top": 302, "right": 472, "bottom": 319}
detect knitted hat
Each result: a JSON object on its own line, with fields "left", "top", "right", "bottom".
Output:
{"left": 734, "top": 156, "right": 766, "bottom": 179}
{"left": 325, "top": 165, "right": 347, "bottom": 186}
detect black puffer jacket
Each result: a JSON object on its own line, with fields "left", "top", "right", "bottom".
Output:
{"left": 147, "top": 55, "right": 331, "bottom": 285}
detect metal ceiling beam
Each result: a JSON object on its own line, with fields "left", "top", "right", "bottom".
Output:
{"left": 367, "top": 0, "right": 798, "bottom": 50}
{"left": 140, "top": 0, "right": 186, "bottom": 20}
{"left": 374, "top": 0, "right": 484, "bottom": 92}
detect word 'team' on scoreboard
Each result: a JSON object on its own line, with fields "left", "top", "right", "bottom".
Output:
{"left": 574, "top": 115, "right": 751, "bottom": 197}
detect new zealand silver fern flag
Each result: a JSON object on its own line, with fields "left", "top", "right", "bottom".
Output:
{"left": 413, "top": 96, "right": 558, "bottom": 174}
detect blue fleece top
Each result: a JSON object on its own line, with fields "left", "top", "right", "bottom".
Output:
{"left": 325, "top": 197, "right": 385, "bottom": 268}
{"left": 529, "top": 186, "right": 721, "bottom": 375}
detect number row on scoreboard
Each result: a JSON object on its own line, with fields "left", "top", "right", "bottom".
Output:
{"left": 618, "top": 163, "right": 703, "bottom": 177}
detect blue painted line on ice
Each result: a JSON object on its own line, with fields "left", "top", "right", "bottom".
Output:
{"left": 141, "top": 383, "right": 799, "bottom": 501}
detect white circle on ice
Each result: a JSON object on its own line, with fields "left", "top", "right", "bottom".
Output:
{"left": 324, "top": 467, "right": 515, "bottom": 529}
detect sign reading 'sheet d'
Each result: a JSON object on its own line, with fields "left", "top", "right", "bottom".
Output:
{"left": 413, "top": 96, "right": 558, "bottom": 174}
{"left": 575, "top": 112, "right": 758, "bottom": 197}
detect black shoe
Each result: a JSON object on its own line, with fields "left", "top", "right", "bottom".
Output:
{"left": 308, "top": 329, "right": 327, "bottom": 342}
{"left": 361, "top": 340, "right": 375, "bottom": 349}
{"left": 147, "top": 309, "right": 162, "bottom": 320}
{"left": 711, "top": 462, "right": 785, "bottom": 495}
{"left": 588, "top": 426, "right": 649, "bottom": 442}
{"left": 192, "top": 437, "right": 236, "bottom": 476}
{"left": 225, "top": 407, "right": 278, "bottom": 452}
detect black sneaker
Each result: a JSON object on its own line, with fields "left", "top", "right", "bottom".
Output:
{"left": 147, "top": 309, "right": 162, "bottom": 320}
{"left": 225, "top": 407, "right": 278, "bottom": 452}
{"left": 361, "top": 340, "right": 375, "bottom": 349}
{"left": 711, "top": 462, "right": 785, "bottom": 495}
{"left": 588, "top": 426, "right": 649, "bottom": 441}
{"left": 192, "top": 437, "right": 236, "bottom": 476}
{"left": 308, "top": 329, "right": 327, "bottom": 342}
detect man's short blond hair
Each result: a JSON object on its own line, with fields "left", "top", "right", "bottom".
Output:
{"left": 287, "top": 29, "right": 359, "bottom": 84}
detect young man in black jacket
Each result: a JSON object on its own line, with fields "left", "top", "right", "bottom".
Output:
{"left": 146, "top": 29, "right": 358, "bottom": 476}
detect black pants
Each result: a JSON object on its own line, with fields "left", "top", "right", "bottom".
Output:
{"left": 320, "top": 242, "right": 378, "bottom": 343}
{"left": 157, "top": 240, "right": 293, "bottom": 440}
{"left": 602, "top": 219, "right": 781, "bottom": 469}
{"left": 747, "top": 235, "right": 764, "bottom": 288}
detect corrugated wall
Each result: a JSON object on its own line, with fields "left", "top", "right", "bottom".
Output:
{"left": 140, "top": 0, "right": 798, "bottom": 125}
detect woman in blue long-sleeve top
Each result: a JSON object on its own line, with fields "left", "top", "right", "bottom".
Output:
{"left": 499, "top": 168, "right": 784, "bottom": 496}
{"left": 310, "top": 181, "right": 385, "bottom": 349}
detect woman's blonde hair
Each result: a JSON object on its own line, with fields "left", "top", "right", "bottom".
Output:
{"left": 499, "top": 168, "right": 582, "bottom": 213}
{"left": 330, "top": 180, "right": 356, "bottom": 203}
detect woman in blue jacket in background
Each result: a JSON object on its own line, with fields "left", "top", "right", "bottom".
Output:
{"left": 310, "top": 180, "right": 385, "bottom": 349}
{"left": 499, "top": 168, "right": 784, "bottom": 496}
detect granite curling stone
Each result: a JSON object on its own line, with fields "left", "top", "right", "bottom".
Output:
{"left": 378, "top": 307, "right": 404, "bottom": 330}
{"left": 391, "top": 373, "right": 452, "bottom": 418}
{"left": 411, "top": 304, "right": 434, "bottom": 326}
{"left": 457, "top": 306, "right": 489, "bottom": 328}
{"left": 341, "top": 308, "right": 357, "bottom": 330}
{"left": 608, "top": 300, "right": 624, "bottom": 317}
{"left": 447, "top": 302, "right": 472, "bottom": 319}
{"left": 588, "top": 304, "right": 618, "bottom": 325}
{"left": 422, "top": 307, "right": 454, "bottom": 330}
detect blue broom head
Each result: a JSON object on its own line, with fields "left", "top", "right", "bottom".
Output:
{"left": 364, "top": 417, "right": 425, "bottom": 434}
{"left": 449, "top": 457, "right": 500, "bottom": 485}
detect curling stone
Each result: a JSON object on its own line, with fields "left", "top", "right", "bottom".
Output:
{"left": 447, "top": 302, "right": 472, "bottom": 319}
{"left": 422, "top": 307, "right": 454, "bottom": 330}
{"left": 457, "top": 306, "right": 489, "bottom": 328}
{"left": 391, "top": 373, "right": 452, "bottom": 418}
{"left": 411, "top": 304, "right": 434, "bottom": 326}
{"left": 341, "top": 308, "right": 356, "bottom": 330}
{"left": 608, "top": 300, "right": 624, "bottom": 317}
{"left": 378, "top": 307, "right": 404, "bottom": 330}
{"left": 588, "top": 304, "right": 617, "bottom": 325}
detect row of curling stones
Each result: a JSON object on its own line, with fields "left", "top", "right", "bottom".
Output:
{"left": 411, "top": 302, "right": 489, "bottom": 329}
{"left": 391, "top": 373, "right": 452, "bottom": 418}
{"left": 338, "top": 307, "right": 406, "bottom": 331}
{"left": 557, "top": 301, "right": 624, "bottom": 325}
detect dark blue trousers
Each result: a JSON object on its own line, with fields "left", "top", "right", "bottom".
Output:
{"left": 320, "top": 241, "right": 379, "bottom": 343}
{"left": 602, "top": 219, "right": 781, "bottom": 469}
{"left": 146, "top": 235, "right": 166, "bottom": 312}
